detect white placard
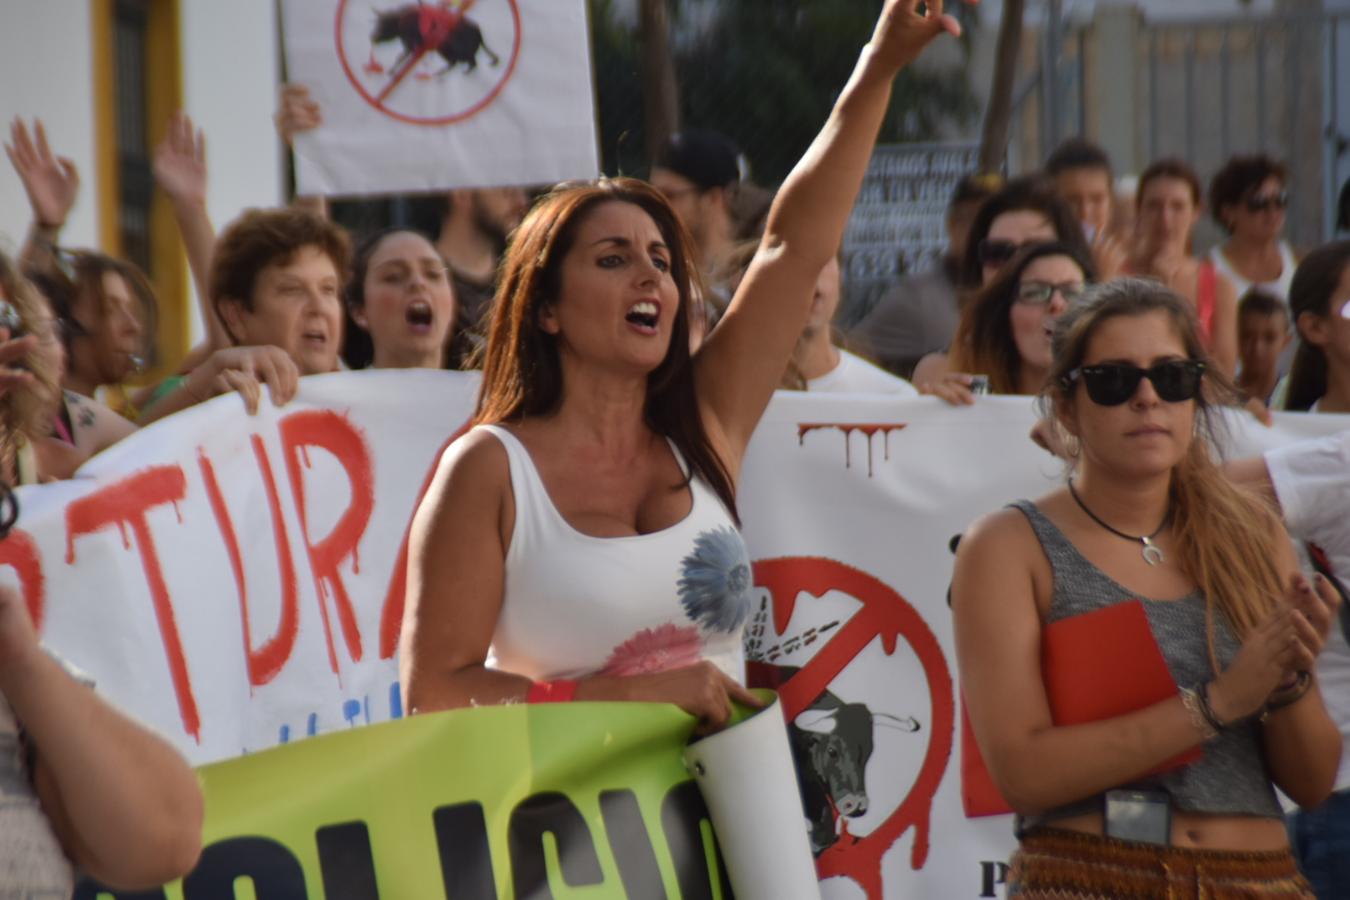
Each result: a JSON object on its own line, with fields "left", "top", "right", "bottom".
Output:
{"left": 280, "top": 0, "right": 599, "bottom": 196}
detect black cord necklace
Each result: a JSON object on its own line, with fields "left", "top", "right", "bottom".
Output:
{"left": 1068, "top": 478, "right": 1171, "bottom": 566}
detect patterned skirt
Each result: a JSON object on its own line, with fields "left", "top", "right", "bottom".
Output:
{"left": 1009, "top": 828, "right": 1315, "bottom": 899}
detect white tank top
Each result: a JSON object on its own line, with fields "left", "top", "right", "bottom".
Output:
{"left": 479, "top": 425, "right": 750, "bottom": 684}
{"left": 1209, "top": 241, "right": 1297, "bottom": 304}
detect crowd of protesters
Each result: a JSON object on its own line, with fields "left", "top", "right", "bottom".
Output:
{"left": 1, "top": 0, "right": 1350, "bottom": 893}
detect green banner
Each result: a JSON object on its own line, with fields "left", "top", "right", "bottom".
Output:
{"left": 78, "top": 702, "right": 749, "bottom": 900}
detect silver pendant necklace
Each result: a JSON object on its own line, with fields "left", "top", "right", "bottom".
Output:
{"left": 1068, "top": 479, "right": 1171, "bottom": 566}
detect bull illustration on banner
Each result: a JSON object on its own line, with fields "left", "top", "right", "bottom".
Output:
{"left": 746, "top": 557, "right": 955, "bottom": 900}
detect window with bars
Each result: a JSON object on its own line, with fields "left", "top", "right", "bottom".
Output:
{"left": 112, "top": 0, "right": 154, "bottom": 278}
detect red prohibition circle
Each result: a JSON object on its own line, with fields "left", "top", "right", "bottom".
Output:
{"left": 334, "top": 0, "right": 522, "bottom": 127}
{"left": 749, "top": 556, "right": 956, "bottom": 900}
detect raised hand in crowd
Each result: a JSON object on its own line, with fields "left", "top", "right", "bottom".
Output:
{"left": 5, "top": 118, "right": 79, "bottom": 235}
{"left": 153, "top": 111, "right": 208, "bottom": 208}
{"left": 274, "top": 85, "right": 328, "bottom": 218}
{"left": 275, "top": 83, "right": 322, "bottom": 145}
{"left": 153, "top": 110, "right": 231, "bottom": 368}
{"left": 0, "top": 584, "right": 203, "bottom": 889}
{"left": 5, "top": 118, "right": 80, "bottom": 271}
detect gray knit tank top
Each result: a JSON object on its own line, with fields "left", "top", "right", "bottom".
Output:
{"left": 1010, "top": 500, "right": 1281, "bottom": 835}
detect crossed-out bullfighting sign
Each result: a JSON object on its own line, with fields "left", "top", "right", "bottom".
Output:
{"left": 280, "top": 0, "right": 599, "bottom": 196}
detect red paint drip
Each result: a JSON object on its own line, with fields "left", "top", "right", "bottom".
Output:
{"left": 796, "top": 424, "right": 908, "bottom": 478}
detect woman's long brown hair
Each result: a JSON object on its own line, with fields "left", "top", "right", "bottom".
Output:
{"left": 1042, "top": 278, "right": 1284, "bottom": 669}
{"left": 1284, "top": 241, "right": 1350, "bottom": 411}
{"left": 473, "top": 177, "right": 739, "bottom": 521}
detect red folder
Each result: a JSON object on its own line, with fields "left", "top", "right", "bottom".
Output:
{"left": 961, "top": 599, "right": 1202, "bottom": 818}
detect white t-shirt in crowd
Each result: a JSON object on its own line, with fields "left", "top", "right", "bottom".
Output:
{"left": 1265, "top": 428, "right": 1350, "bottom": 792}
{"left": 807, "top": 349, "right": 919, "bottom": 395}
{"left": 1210, "top": 241, "right": 1298, "bottom": 305}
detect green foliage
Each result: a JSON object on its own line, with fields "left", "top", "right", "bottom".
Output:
{"left": 588, "top": 0, "right": 980, "bottom": 184}
{"left": 590, "top": 0, "right": 650, "bottom": 178}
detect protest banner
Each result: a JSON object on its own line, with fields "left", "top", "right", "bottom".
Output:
{"left": 15, "top": 376, "right": 1344, "bottom": 898}
{"left": 76, "top": 701, "right": 742, "bottom": 900}
{"left": 279, "top": 0, "right": 599, "bottom": 196}
{"left": 839, "top": 142, "right": 980, "bottom": 320}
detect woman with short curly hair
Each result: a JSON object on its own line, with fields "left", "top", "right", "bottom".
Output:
{"left": 1209, "top": 155, "right": 1298, "bottom": 308}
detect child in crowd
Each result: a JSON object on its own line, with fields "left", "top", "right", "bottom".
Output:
{"left": 1236, "top": 289, "right": 1292, "bottom": 406}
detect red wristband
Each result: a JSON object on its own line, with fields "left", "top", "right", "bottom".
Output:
{"left": 526, "top": 679, "right": 578, "bottom": 703}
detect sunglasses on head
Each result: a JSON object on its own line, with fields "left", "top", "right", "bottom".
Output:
{"left": 977, "top": 238, "right": 1021, "bottom": 267}
{"left": 1062, "top": 359, "right": 1206, "bottom": 406}
{"left": 1244, "top": 190, "right": 1288, "bottom": 213}
{"left": 1016, "top": 280, "right": 1085, "bottom": 306}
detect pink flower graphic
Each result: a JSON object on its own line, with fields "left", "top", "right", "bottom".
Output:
{"left": 600, "top": 623, "right": 704, "bottom": 677}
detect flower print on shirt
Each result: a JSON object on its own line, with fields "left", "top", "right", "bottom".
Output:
{"left": 678, "top": 526, "right": 752, "bottom": 633}
{"left": 600, "top": 623, "right": 704, "bottom": 677}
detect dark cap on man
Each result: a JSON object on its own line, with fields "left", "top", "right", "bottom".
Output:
{"left": 655, "top": 129, "right": 743, "bottom": 191}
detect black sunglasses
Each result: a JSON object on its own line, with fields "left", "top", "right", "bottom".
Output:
{"left": 1244, "top": 190, "right": 1288, "bottom": 213}
{"left": 1062, "top": 360, "right": 1206, "bottom": 406}
{"left": 977, "top": 238, "right": 1020, "bottom": 267}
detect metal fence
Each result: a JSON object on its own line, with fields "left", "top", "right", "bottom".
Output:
{"left": 1017, "top": 7, "right": 1349, "bottom": 249}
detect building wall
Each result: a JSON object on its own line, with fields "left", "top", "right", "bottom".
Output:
{"left": 178, "top": 0, "right": 285, "bottom": 341}
{"left": 0, "top": 1, "right": 100, "bottom": 251}
{"left": 0, "top": 1, "right": 284, "bottom": 345}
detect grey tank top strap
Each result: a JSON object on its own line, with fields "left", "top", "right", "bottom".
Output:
{"left": 1005, "top": 499, "right": 1282, "bottom": 833}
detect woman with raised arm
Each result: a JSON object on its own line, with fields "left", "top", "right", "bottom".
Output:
{"left": 399, "top": 0, "right": 965, "bottom": 728}
{"left": 954, "top": 279, "right": 1339, "bottom": 897}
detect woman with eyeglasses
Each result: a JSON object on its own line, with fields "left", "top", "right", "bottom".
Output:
{"left": 914, "top": 178, "right": 1091, "bottom": 399}
{"left": 924, "top": 242, "right": 1095, "bottom": 402}
{"left": 1209, "top": 156, "right": 1298, "bottom": 308}
{"left": 954, "top": 278, "right": 1339, "bottom": 897}
{"left": 1127, "top": 159, "right": 1239, "bottom": 378}
{"left": 341, "top": 229, "right": 458, "bottom": 370}
{"left": 1281, "top": 241, "right": 1350, "bottom": 414}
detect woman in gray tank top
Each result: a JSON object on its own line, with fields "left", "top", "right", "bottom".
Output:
{"left": 952, "top": 279, "right": 1341, "bottom": 898}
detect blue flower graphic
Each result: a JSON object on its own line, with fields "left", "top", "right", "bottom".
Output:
{"left": 678, "top": 526, "right": 752, "bottom": 633}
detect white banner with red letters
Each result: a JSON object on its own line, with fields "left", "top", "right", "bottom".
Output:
{"left": 280, "top": 0, "right": 599, "bottom": 196}
{"left": 10, "top": 370, "right": 1347, "bottom": 899}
